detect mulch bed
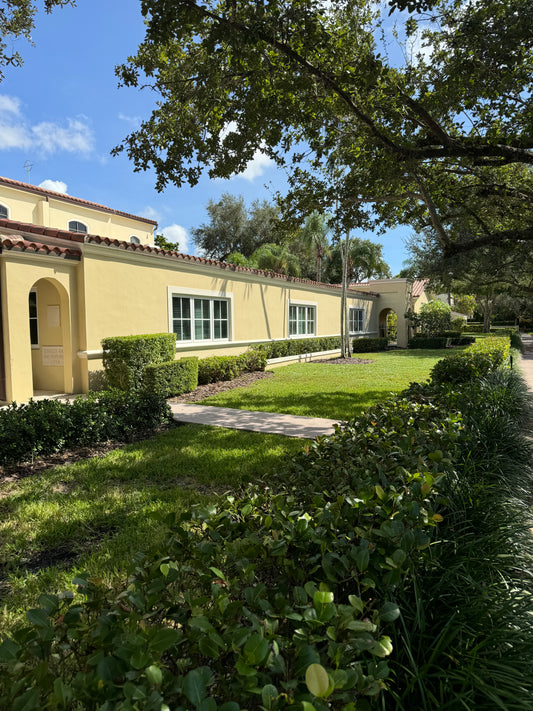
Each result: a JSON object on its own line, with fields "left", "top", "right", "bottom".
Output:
{"left": 168, "top": 370, "right": 274, "bottom": 403}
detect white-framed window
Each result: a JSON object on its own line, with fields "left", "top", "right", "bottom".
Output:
{"left": 289, "top": 304, "right": 316, "bottom": 336}
{"left": 171, "top": 295, "right": 230, "bottom": 342}
{"left": 130, "top": 235, "right": 141, "bottom": 244}
{"left": 0, "top": 203, "right": 8, "bottom": 219}
{"left": 349, "top": 307, "right": 365, "bottom": 334}
{"left": 29, "top": 290, "right": 39, "bottom": 347}
{"left": 68, "top": 220, "right": 87, "bottom": 234}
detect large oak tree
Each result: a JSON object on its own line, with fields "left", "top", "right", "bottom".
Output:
{"left": 114, "top": 0, "right": 532, "bottom": 264}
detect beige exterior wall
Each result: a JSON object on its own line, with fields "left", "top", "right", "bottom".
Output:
{"left": 355, "top": 279, "right": 413, "bottom": 347}
{"left": 0, "top": 183, "right": 155, "bottom": 244}
{"left": 1, "top": 253, "right": 82, "bottom": 402}
{"left": 1, "top": 240, "right": 381, "bottom": 402}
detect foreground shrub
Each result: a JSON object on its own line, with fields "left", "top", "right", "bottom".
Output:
{"left": 143, "top": 357, "right": 199, "bottom": 396}
{"left": 238, "top": 350, "right": 268, "bottom": 373}
{"left": 430, "top": 336, "right": 510, "bottom": 385}
{"left": 351, "top": 336, "right": 388, "bottom": 352}
{"left": 0, "top": 391, "right": 172, "bottom": 466}
{"left": 102, "top": 333, "right": 176, "bottom": 392}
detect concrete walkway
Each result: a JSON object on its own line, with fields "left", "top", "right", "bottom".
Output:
{"left": 518, "top": 334, "right": 533, "bottom": 391}
{"left": 169, "top": 402, "right": 340, "bottom": 439}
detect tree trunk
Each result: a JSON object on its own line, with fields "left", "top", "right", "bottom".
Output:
{"left": 340, "top": 231, "right": 351, "bottom": 357}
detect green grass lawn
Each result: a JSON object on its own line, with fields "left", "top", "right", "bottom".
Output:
{"left": 0, "top": 424, "right": 305, "bottom": 633}
{"left": 199, "top": 349, "right": 446, "bottom": 420}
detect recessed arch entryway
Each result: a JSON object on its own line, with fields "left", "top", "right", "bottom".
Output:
{"left": 29, "top": 277, "right": 73, "bottom": 396}
{"left": 379, "top": 307, "right": 398, "bottom": 343}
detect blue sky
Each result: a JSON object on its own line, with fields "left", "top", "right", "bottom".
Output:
{"left": 0, "top": 0, "right": 411, "bottom": 273}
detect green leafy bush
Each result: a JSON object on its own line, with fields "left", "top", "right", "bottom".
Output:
{"left": 252, "top": 336, "right": 342, "bottom": 359}
{"left": 408, "top": 336, "right": 449, "bottom": 349}
{"left": 351, "top": 336, "right": 388, "bottom": 352}
{"left": 197, "top": 355, "right": 243, "bottom": 384}
{"left": 406, "top": 300, "right": 452, "bottom": 335}
{"left": 102, "top": 333, "right": 176, "bottom": 392}
{"left": 238, "top": 350, "right": 268, "bottom": 373}
{"left": 0, "top": 391, "right": 171, "bottom": 466}
{"left": 143, "top": 357, "right": 199, "bottom": 396}
{"left": 430, "top": 336, "right": 510, "bottom": 385}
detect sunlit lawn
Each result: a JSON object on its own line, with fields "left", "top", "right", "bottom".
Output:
{"left": 0, "top": 424, "right": 305, "bottom": 633}
{"left": 199, "top": 349, "right": 446, "bottom": 420}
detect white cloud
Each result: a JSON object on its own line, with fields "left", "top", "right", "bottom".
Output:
{"left": 39, "top": 179, "right": 68, "bottom": 194}
{"left": 31, "top": 119, "right": 94, "bottom": 154}
{"left": 0, "top": 94, "right": 94, "bottom": 155}
{"left": 160, "top": 224, "right": 189, "bottom": 253}
{"left": 0, "top": 95, "right": 22, "bottom": 115}
{"left": 141, "top": 205, "right": 161, "bottom": 222}
{"left": 118, "top": 112, "right": 142, "bottom": 129}
{"left": 238, "top": 150, "right": 274, "bottom": 181}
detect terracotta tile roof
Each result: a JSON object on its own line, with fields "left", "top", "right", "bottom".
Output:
{"left": 0, "top": 236, "right": 81, "bottom": 259}
{"left": 84, "top": 234, "right": 379, "bottom": 295}
{"left": 412, "top": 279, "right": 429, "bottom": 297}
{"left": 0, "top": 176, "right": 157, "bottom": 226}
{"left": 0, "top": 217, "right": 378, "bottom": 296}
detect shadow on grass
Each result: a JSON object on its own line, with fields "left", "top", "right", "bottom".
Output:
{"left": 0, "top": 425, "right": 305, "bottom": 584}
{"left": 202, "top": 389, "right": 394, "bottom": 421}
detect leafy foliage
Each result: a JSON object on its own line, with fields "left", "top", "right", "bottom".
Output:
{"left": 0, "top": 390, "right": 172, "bottom": 465}
{"left": 197, "top": 351, "right": 267, "bottom": 385}
{"left": 406, "top": 300, "right": 452, "bottom": 336}
{"left": 102, "top": 333, "right": 176, "bottom": 392}
{"left": 143, "top": 357, "right": 199, "bottom": 396}
{"left": 191, "top": 194, "right": 281, "bottom": 261}
{"left": 252, "top": 336, "right": 342, "bottom": 359}
{"left": 351, "top": 337, "right": 388, "bottom": 352}
{"left": 429, "top": 336, "right": 510, "bottom": 385}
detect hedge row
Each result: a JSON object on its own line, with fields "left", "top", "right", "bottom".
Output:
{"left": 102, "top": 334, "right": 176, "bottom": 392}
{"left": 197, "top": 351, "right": 268, "bottom": 385}
{"left": 430, "top": 336, "right": 510, "bottom": 385}
{"left": 351, "top": 336, "right": 388, "bottom": 352}
{"left": 0, "top": 391, "right": 172, "bottom": 466}
{"left": 143, "top": 357, "right": 199, "bottom": 397}
{"left": 252, "top": 336, "right": 342, "bottom": 359}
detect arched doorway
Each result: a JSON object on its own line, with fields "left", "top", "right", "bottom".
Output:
{"left": 29, "top": 278, "right": 73, "bottom": 396}
{"left": 379, "top": 307, "right": 397, "bottom": 343}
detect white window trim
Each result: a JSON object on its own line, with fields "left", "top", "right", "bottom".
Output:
{"left": 130, "top": 235, "right": 141, "bottom": 244}
{"left": 68, "top": 219, "right": 88, "bottom": 234}
{"left": 29, "top": 288, "right": 39, "bottom": 349}
{"left": 288, "top": 300, "right": 317, "bottom": 337}
{"left": 167, "top": 286, "right": 234, "bottom": 343}
{"left": 0, "top": 202, "right": 9, "bottom": 219}
{"left": 348, "top": 306, "right": 365, "bottom": 335}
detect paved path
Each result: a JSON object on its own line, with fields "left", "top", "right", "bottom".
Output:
{"left": 168, "top": 402, "right": 340, "bottom": 439}
{"left": 518, "top": 334, "right": 533, "bottom": 391}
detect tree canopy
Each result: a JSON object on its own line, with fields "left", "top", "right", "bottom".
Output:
{"left": 191, "top": 193, "right": 280, "bottom": 261}
{"left": 0, "top": 1, "right": 73, "bottom": 81}
{"left": 115, "top": 0, "right": 533, "bottom": 265}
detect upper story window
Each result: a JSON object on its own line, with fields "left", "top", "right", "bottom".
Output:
{"left": 349, "top": 307, "right": 365, "bottom": 334}
{"left": 130, "top": 235, "right": 141, "bottom": 244}
{"left": 171, "top": 295, "right": 229, "bottom": 342}
{"left": 289, "top": 304, "right": 316, "bottom": 336}
{"left": 0, "top": 204, "right": 8, "bottom": 219}
{"left": 68, "top": 220, "right": 87, "bottom": 234}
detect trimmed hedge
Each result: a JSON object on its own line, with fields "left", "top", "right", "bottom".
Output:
{"left": 197, "top": 355, "right": 242, "bottom": 384}
{"left": 430, "top": 336, "right": 510, "bottom": 385}
{"left": 352, "top": 336, "right": 388, "bottom": 352}
{"left": 408, "top": 336, "right": 450, "bottom": 349}
{"left": 102, "top": 333, "right": 176, "bottom": 392}
{"left": 0, "top": 391, "right": 172, "bottom": 466}
{"left": 252, "top": 336, "right": 342, "bottom": 359}
{"left": 143, "top": 357, "right": 199, "bottom": 397}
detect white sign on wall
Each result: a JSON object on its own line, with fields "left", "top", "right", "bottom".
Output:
{"left": 47, "top": 305, "right": 61, "bottom": 328}
{"left": 42, "top": 346, "right": 64, "bottom": 367}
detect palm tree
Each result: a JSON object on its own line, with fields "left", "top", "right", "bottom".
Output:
{"left": 299, "top": 212, "right": 332, "bottom": 282}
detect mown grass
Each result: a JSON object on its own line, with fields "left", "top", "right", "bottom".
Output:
{"left": 199, "top": 349, "right": 446, "bottom": 419}
{"left": 0, "top": 424, "right": 305, "bottom": 632}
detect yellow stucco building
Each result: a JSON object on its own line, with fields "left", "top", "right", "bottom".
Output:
{"left": 0, "top": 177, "right": 426, "bottom": 403}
